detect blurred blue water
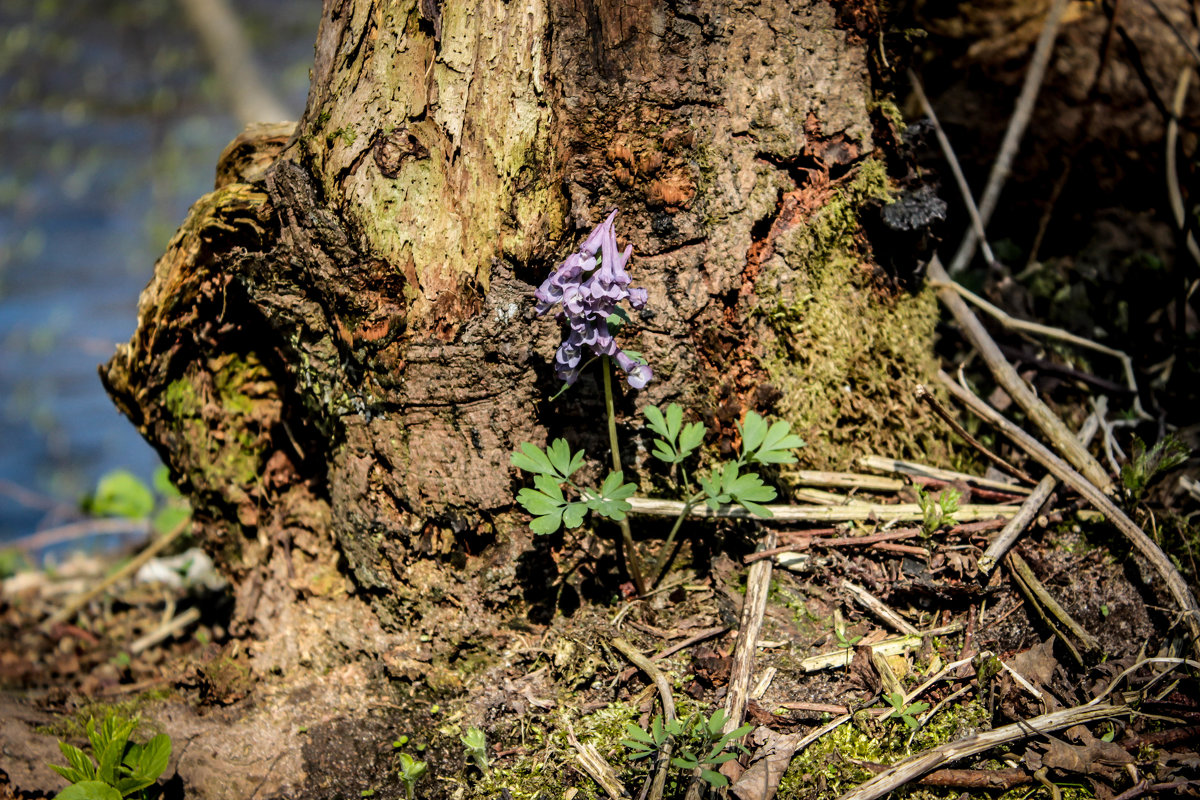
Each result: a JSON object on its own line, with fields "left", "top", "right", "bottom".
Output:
{"left": 0, "top": 0, "right": 319, "bottom": 545}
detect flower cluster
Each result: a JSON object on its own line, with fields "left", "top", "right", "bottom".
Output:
{"left": 534, "top": 208, "right": 652, "bottom": 388}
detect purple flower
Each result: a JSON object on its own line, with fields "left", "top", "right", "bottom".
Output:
{"left": 534, "top": 209, "right": 652, "bottom": 389}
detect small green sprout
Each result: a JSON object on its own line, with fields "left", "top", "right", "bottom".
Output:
{"left": 882, "top": 692, "right": 929, "bottom": 730}
{"left": 834, "top": 629, "right": 864, "bottom": 649}
{"left": 622, "top": 709, "right": 753, "bottom": 789}
{"left": 461, "top": 726, "right": 489, "bottom": 774}
{"left": 1120, "top": 434, "right": 1190, "bottom": 503}
{"left": 396, "top": 753, "right": 427, "bottom": 799}
{"left": 511, "top": 439, "right": 636, "bottom": 534}
{"left": 916, "top": 487, "right": 960, "bottom": 534}
{"left": 48, "top": 714, "right": 172, "bottom": 800}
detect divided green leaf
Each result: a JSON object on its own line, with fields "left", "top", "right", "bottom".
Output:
{"left": 510, "top": 440, "right": 583, "bottom": 480}
{"left": 739, "top": 413, "right": 804, "bottom": 465}
{"left": 587, "top": 472, "right": 637, "bottom": 520}
{"left": 645, "top": 405, "right": 705, "bottom": 465}
{"left": 678, "top": 422, "right": 705, "bottom": 457}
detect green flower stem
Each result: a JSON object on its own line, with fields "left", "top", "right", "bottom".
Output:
{"left": 648, "top": 490, "right": 705, "bottom": 589}
{"left": 602, "top": 356, "right": 647, "bottom": 596}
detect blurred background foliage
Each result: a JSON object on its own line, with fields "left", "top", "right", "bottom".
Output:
{"left": 0, "top": 0, "right": 320, "bottom": 547}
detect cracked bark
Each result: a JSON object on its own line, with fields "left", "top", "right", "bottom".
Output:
{"left": 102, "top": 0, "right": 941, "bottom": 630}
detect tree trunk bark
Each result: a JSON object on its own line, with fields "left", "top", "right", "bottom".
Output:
{"left": 103, "top": 0, "right": 940, "bottom": 634}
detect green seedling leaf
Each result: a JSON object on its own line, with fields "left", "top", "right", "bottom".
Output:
{"left": 516, "top": 486, "right": 562, "bottom": 517}
{"left": 651, "top": 440, "right": 680, "bottom": 464}
{"left": 751, "top": 420, "right": 805, "bottom": 465}
{"left": 92, "top": 717, "right": 134, "bottom": 787}
{"left": 738, "top": 412, "right": 769, "bottom": 457}
{"left": 115, "top": 775, "right": 157, "bottom": 796}
{"left": 643, "top": 405, "right": 670, "bottom": 441}
{"left": 622, "top": 350, "right": 648, "bottom": 365}
{"left": 624, "top": 723, "right": 655, "bottom": 745}
{"left": 672, "top": 753, "right": 700, "bottom": 770}
{"left": 835, "top": 629, "right": 863, "bottom": 648}
{"left": 126, "top": 733, "right": 170, "bottom": 784}
{"left": 562, "top": 502, "right": 589, "bottom": 528}
{"left": 727, "top": 471, "right": 776, "bottom": 517}
{"left": 397, "top": 752, "right": 428, "bottom": 782}
{"left": 152, "top": 465, "right": 181, "bottom": 499}
{"left": 52, "top": 781, "right": 123, "bottom": 800}
{"left": 587, "top": 472, "right": 637, "bottom": 520}
{"left": 678, "top": 421, "right": 705, "bottom": 457}
{"left": 510, "top": 443, "right": 556, "bottom": 476}
{"left": 622, "top": 745, "right": 655, "bottom": 759}
{"left": 698, "top": 469, "right": 731, "bottom": 510}
{"left": 665, "top": 404, "right": 683, "bottom": 443}
{"left": 54, "top": 742, "right": 96, "bottom": 783}
{"left": 1121, "top": 434, "right": 1191, "bottom": 502}
{"left": 546, "top": 438, "right": 584, "bottom": 479}
{"left": 700, "top": 768, "right": 729, "bottom": 788}
{"left": 152, "top": 505, "right": 190, "bottom": 537}
{"left": 606, "top": 307, "right": 630, "bottom": 331}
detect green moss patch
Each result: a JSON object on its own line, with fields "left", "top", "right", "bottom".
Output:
{"left": 753, "top": 159, "right": 949, "bottom": 470}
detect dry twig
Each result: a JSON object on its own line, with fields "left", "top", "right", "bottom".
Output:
{"left": 978, "top": 403, "right": 1103, "bottom": 575}
{"left": 943, "top": 0, "right": 1070, "bottom": 276}
{"left": 43, "top": 517, "right": 191, "bottom": 631}
{"left": 781, "top": 470, "right": 905, "bottom": 492}
{"left": 626, "top": 497, "right": 1021, "bottom": 524}
{"left": 929, "top": 257, "right": 1115, "bottom": 491}
{"left": 938, "top": 371, "right": 1200, "bottom": 656}
{"left": 610, "top": 637, "right": 676, "bottom": 800}
{"left": 842, "top": 581, "right": 919, "bottom": 636}
{"left": 1007, "top": 552, "right": 1100, "bottom": 665}
{"left": 725, "top": 531, "right": 776, "bottom": 737}
{"left": 859, "top": 455, "right": 1032, "bottom": 495}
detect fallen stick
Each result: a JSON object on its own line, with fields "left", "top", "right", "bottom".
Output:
{"left": 798, "top": 623, "right": 963, "bottom": 672}
{"left": 916, "top": 385, "right": 1034, "bottom": 484}
{"left": 566, "top": 722, "right": 630, "bottom": 800}
{"left": 858, "top": 455, "right": 1033, "bottom": 495}
{"left": 725, "top": 532, "right": 776, "bottom": 734}
{"left": 835, "top": 703, "right": 1128, "bottom": 800}
{"left": 43, "top": 517, "right": 191, "bottom": 631}
{"left": 12, "top": 518, "right": 151, "bottom": 554}
{"left": 129, "top": 606, "right": 202, "bottom": 655}
{"left": 943, "top": 0, "right": 1071, "bottom": 276}
{"left": 791, "top": 488, "right": 874, "bottom": 508}
{"left": 611, "top": 637, "right": 676, "bottom": 800}
{"left": 781, "top": 470, "right": 905, "bottom": 492}
{"left": 938, "top": 371, "right": 1200, "bottom": 657}
{"left": 625, "top": 497, "right": 1021, "bottom": 524}
{"left": 1006, "top": 553, "right": 1097, "bottom": 666}
{"left": 745, "top": 529, "right": 922, "bottom": 563}
{"left": 843, "top": 581, "right": 919, "bottom": 636}
{"left": 929, "top": 257, "right": 1114, "bottom": 493}
{"left": 978, "top": 404, "right": 1102, "bottom": 575}
{"left": 932, "top": 273, "right": 1147, "bottom": 421}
